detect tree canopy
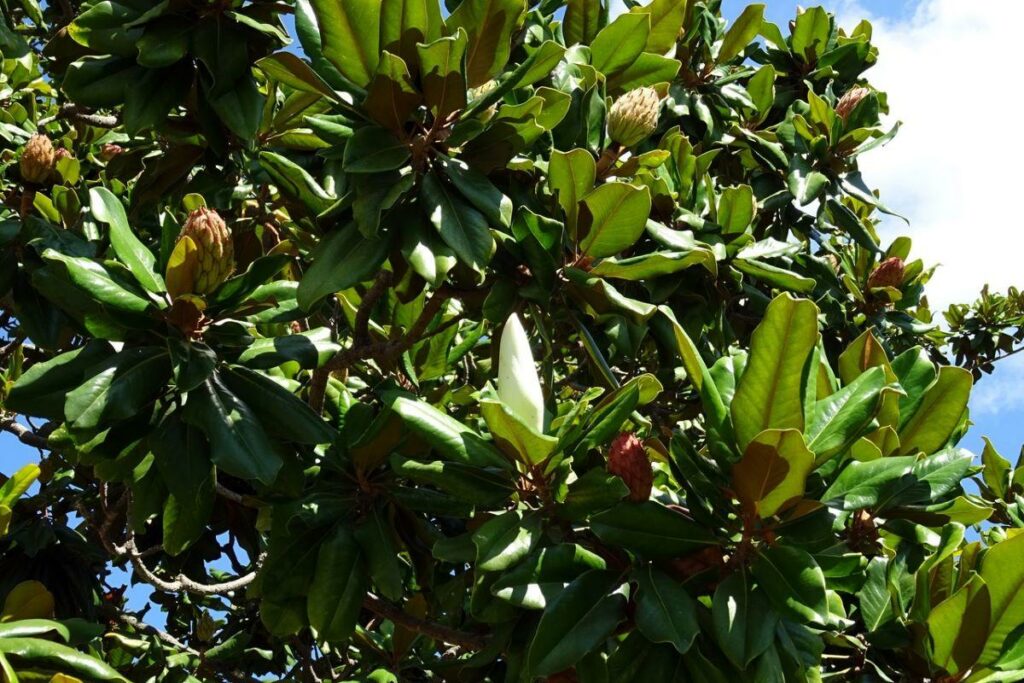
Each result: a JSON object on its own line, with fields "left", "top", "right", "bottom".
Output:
{"left": 1, "top": 0, "right": 1022, "bottom": 681}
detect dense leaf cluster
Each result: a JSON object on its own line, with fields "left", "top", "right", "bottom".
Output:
{"left": 1, "top": 0, "right": 1022, "bottom": 681}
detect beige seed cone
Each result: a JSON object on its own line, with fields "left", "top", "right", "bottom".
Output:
{"left": 19, "top": 134, "right": 56, "bottom": 184}
{"left": 167, "top": 208, "right": 235, "bottom": 298}
{"left": 607, "top": 87, "right": 661, "bottom": 147}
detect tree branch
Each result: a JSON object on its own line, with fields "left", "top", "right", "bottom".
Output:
{"left": 0, "top": 415, "right": 50, "bottom": 450}
{"left": 39, "top": 104, "right": 119, "bottom": 129}
{"left": 362, "top": 594, "right": 489, "bottom": 651}
{"left": 122, "top": 536, "right": 263, "bottom": 596}
{"left": 308, "top": 284, "right": 450, "bottom": 413}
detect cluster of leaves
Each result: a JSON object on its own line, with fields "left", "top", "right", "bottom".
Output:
{"left": 1, "top": 0, "right": 1023, "bottom": 681}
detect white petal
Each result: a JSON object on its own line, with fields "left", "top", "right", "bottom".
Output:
{"left": 497, "top": 313, "right": 545, "bottom": 433}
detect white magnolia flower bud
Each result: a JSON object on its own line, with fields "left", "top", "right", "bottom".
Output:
{"left": 498, "top": 314, "right": 545, "bottom": 433}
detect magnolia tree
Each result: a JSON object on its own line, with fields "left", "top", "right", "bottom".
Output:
{"left": 1, "top": 0, "right": 1023, "bottom": 681}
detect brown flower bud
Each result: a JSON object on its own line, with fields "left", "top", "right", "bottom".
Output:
{"left": 98, "top": 143, "right": 123, "bottom": 161}
{"left": 608, "top": 432, "right": 653, "bottom": 502}
{"left": 867, "top": 257, "right": 905, "bottom": 290}
{"left": 608, "top": 87, "right": 661, "bottom": 147}
{"left": 19, "top": 134, "right": 56, "bottom": 184}
{"left": 836, "top": 87, "right": 871, "bottom": 121}
{"left": 165, "top": 207, "right": 235, "bottom": 299}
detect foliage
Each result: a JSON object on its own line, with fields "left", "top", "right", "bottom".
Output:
{"left": 0, "top": 0, "right": 1021, "bottom": 680}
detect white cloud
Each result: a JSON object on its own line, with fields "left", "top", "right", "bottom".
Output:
{"left": 837, "top": 0, "right": 1024, "bottom": 311}
{"left": 970, "top": 353, "right": 1024, "bottom": 417}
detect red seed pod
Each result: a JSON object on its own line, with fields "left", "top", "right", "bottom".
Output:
{"left": 608, "top": 432, "right": 653, "bottom": 503}
{"left": 867, "top": 257, "right": 906, "bottom": 290}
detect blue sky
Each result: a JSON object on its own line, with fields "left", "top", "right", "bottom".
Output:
{"left": 3, "top": 0, "right": 1021, "bottom": 620}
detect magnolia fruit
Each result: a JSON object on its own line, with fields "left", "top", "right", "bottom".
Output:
{"left": 836, "top": 87, "right": 871, "bottom": 121}
{"left": 867, "top": 257, "right": 905, "bottom": 290}
{"left": 19, "top": 134, "right": 56, "bottom": 184}
{"left": 165, "top": 207, "right": 235, "bottom": 299}
{"left": 497, "top": 313, "right": 545, "bottom": 433}
{"left": 608, "top": 432, "right": 653, "bottom": 502}
{"left": 608, "top": 87, "right": 661, "bottom": 147}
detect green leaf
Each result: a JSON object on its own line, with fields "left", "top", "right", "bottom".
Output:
{"left": 256, "top": 52, "right": 341, "bottom": 100}
{"left": 731, "top": 258, "right": 816, "bottom": 293}
{"left": 978, "top": 528, "right": 1024, "bottom": 665}
{"left": 237, "top": 328, "right": 341, "bottom": 370}
{"left": 343, "top": 126, "right": 411, "bottom": 173}
{"left": 5, "top": 341, "right": 113, "bottom": 419}
{"left": 354, "top": 507, "right": 404, "bottom": 601}
{"left": 0, "top": 464, "right": 41, "bottom": 509}
{"left": 89, "top": 187, "right": 165, "bottom": 294}
{"left": 897, "top": 366, "right": 972, "bottom": 455}
{"left": 0, "top": 638, "right": 128, "bottom": 682}
{"left": 473, "top": 510, "right": 542, "bottom": 571}
{"left": 982, "top": 437, "right": 1012, "bottom": 500}
{"left": 590, "top": 12, "right": 649, "bottom": 76}
{"left": 550, "top": 148, "right": 596, "bottom": 237}
{"left": 718, "top": 4, "right": 765, "bottom": 63}
{"left": 591, "top": 502, "right": 717, "bottom": 558}
{"left": 491, "top": 544, "right": 606, "bottom": 609}
{"left": 183, "top": 376, "right": 284, "bottom": 485}
{"left": 731, "top": 294, "right": 820, "bottom": 449}
{"left": 392, "top": 456, "right": 513, "bottom": 505}
{"left": 929, "top": 574, "right": 991, "bottom": 675}
{"left": 258, "top": 151, "right": 336, "bottom": 214}
{"left": 791, "top": 6, "right": 831, "bottom": 62}
{"left": 806, "top": 366, "right": 885, "bottom": 463}
{"left": 153, "top": 416, "right": 214, "bottom": 556}
{"left": 416, "top": 30, "right": 469, "bottom": 119}
{"left": 563, "top": 0, "right": 601, "bottom": 46}
{"left": 717, "top": 185, "right": 756, "bottom": 234}
{"left": 713, "top": 572, "right": 776, "bottom": 668}
{"left": 363, "top": 51, "right": 422, "bottom": 133}
{"left": 41, "top": 249, "right": 154, "bottom": 316}
{"left": 308, "top": 525, "right": 369, "bottom": 643}
{"left": 752, "top": 545, "right": 829, "bottom": 624}
{"left": 440, "top": 156, "right": 512, "bottom": 229}
{"left": 296, "top": 223, "right": 390, "bottom": 309}
{"left": 307, "top": 0, "right": 381, "bottom": 88}
{"left": 634, "top": 566, "right": 700, "bottom": 655}
{"left": 731, "top": 429, "right": 814, "bottom": 518}
{"left": 388, "top": 395, "right": 510, "bottom": 470}
{"left": 220, "top": 366, "right": 337, "bottom": 445}
{"left": 525, "top": 570, "right": 628, "bottom": 677}
{"left": 578, "top": 183, "right": 652, "bottom": 258}
{"left": 65, "top": 347, "right": 170, "bottom": 431}
{"left": 447, "top": 0, "right": 527, "bottom": 87}
{"left": 632, "top": 0, "right": 689, "bottom": 55}
{"left": 822, "top": 455, "right": 915, "bottom": 510}
{"left": 421, "top": 171, "right": 496, "bottom": 273}
{"left": 591, "top": 249, "right": 716, "bottom": 281}
{"left": 380, "top": 0, "right": 443, "bottom": 64}
{"left": 480, "top": 399, "right": 559, "bottom": 466}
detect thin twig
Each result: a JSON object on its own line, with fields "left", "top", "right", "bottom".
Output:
{"left": 119, "top": 614, "right": 199, "bottom": 656}
{"left": 362, "top": 594, "right": 489, "bottom": 651}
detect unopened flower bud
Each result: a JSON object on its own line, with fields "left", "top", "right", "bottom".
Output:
{"left": 608, "top": 87, "right": 661, "bottom": 147}
{"left": 867, "top": 257, "right": 905, "bottom": 290}
{"left": 98, "top": 143, "right": 123, "bottom": 161}
{"left": 608, "top": 432, "right": 653, "bottom": 502}
{"left": 19, "top": 134, "right": 56, "bottom": 184}
{"left": 836, "top": 87, "right": 871, "bottom": 121}
{"left": 165, "top": 207, "right": 235, "bottom": 299}
{"left": 497, "top": 313, "right": 545, "bottom": 433}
